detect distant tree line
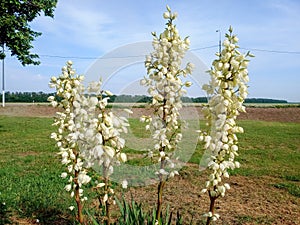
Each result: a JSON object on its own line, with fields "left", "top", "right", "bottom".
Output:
{"left": 1, "top": 91, "right": 54, "bottom": 103}
{"left": 0, "top": 91, "right": 288, "bottom": 104}
{"left": 244, "top": 98, "right": 287, "bottom": 103}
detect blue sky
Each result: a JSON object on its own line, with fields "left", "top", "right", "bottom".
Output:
{"left": 3, "top": 0, "right": 300, "bottom": 102}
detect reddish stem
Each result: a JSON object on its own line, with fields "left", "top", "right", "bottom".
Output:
{"left": 74, "top": 170, "right": 84, "bottom": 224}
{"left": 206, "top": 191, "right": 217, "bottom": 225}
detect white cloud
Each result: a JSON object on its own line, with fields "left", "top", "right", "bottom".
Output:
{"left": 32, "top": 1, "right": 116, "bottom": 52}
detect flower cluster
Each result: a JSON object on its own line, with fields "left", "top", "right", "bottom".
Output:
{"left": 48, "top": 61, "right": 129, "bottom": 212}
{"left": 199, "top": 27, "right": 253, "bottom": 221}
{"left": 73, "top": 80, "right": 129, "bottom": 174}
{"left": 48, "top": 61, "right": 90, "bottom": 205}
{"left": 73, "top": 80, "right": 130, "bottom": 207}
{"left": 140, "top": 6, "right": 194, "bottom": 179}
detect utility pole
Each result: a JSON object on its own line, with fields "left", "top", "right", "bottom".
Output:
{"left": 2, "top": 44, "right": 4, "bottom": 107}
{"left": 216, "top": 29, "right": 221, "bottom": 56}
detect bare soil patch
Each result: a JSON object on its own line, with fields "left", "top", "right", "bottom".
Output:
{"left": 122, "top": 165, "right": 300, "bottom": 225}
{"left": 132, "top": 106, "right": 300, "bottom": 123}
{"left": 238, "top": 107, "right": 300, "bottom": 123}
{"left": 0, "top": 103, "right": 58, "bottom": 118}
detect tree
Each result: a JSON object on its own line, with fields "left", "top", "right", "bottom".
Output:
{"left": 0, "top": 0, "right": 57, "bottom": 66}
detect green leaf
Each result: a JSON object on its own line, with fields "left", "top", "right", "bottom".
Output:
{"left": 166, "top": 5, "right": 171, "bottom": 12}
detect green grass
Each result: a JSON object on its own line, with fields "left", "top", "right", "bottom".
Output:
{"left": 0, "top": 116, "right": 299, "bottom": 223}
{"left": 273, "top": 182, "right": 300, "bottom": 197}
{"left": 0, "top": 116, "right": 74, "bottom": 224}
{"left": 122, "top": 119, "right": 300, "bottom": 194}
{"left": 232, "top": 120, "right": 300, "bottom": 180}
{"left": 189, "top": 120, "right": 300, "bottom": 180}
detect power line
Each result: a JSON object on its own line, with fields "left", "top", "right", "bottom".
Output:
{"left": 39, "top": 54, "right": 146, "bottom": 60}
{"left": 37, "top": 45, "right": 220, "bottom": 60}
{"left": 190, "top": 45, "right": 218, "bottom": 51}
{"left": 240, "top": 47, "right": 300, "bottom": 55}
{"left": 39, "top": 54, "right": 96, "bottom": 59}
{"left": 35, "top": 45, "right": 300, "bottom": 60}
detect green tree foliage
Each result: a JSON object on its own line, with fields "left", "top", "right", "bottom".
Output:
{"left": 0, "top": 0, "right": 57, "bottom": 65}
{"left": 244, "top": 98, "right": 287, "bottom": 103}
{"left": 2, "top": 91, "right": 54, "bottom": 102}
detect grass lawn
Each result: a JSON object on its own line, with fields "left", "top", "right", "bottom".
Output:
{"left": 0, "top": 116, "right": 75, "bottom": 224}
{"left": 0, "top": 116, "right": 299, "bottom": 224}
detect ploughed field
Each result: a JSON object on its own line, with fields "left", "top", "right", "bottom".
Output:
{"left": 1, "top": 103, "right": 300, "bottom": 123}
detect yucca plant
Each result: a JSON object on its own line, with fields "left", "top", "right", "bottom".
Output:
{"left": 116, "top": 197, "right": 147, "bottom": 225}
{"left": 116, "top": 196, "right": 188, "bottom": 225}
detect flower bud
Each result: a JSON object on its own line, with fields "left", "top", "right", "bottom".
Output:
{"left": 184, "top": 81, "right": 192, "bottom": 87}
{"left": 104, "top": 90, "right": 113, "bottom": 96}
{"left": 96, "top": 183, "right": 105, "bottom": 189}
{"left": 120, "top": 153, "right": 127, "bottom": 162}
{"left": 121, "top": 180, "right": 128, "bottom": 189}
{"left": 64, "top": 184, "right": 72, "bottom": 192}
{"left": 103, "top": 194, "right": 108, "bottom": 203}
{"left": 233, "top": 36, "right": 239, "bottom": 43}
{"left": 223, "top": 40, "right": 230, "bottom": 47}
{"left": 163, "top": 12, "right": 170, "bottom": 19}
{"left": 224, "top": 183, "right": 230, "bottom": 190}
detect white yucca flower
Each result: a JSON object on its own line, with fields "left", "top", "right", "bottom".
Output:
{"left": 49, "top": 61, "right": 129, "bottom": 215}
{"left": 141, "top": 7, "right": 194, "bottom": 221}
{"left": 199, "top": 27, "right": 253, "bottom": 222}
{"left": 141, "top": 6, "right": 193, "bottom": 180}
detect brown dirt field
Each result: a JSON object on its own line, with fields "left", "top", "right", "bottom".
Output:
{"left": 122, "top": 165, "right": 300, "bottom": 225}
{"left": 1, "top": 104, "right": 299, "bottom": 224}
{"left": 238, "top": 107, "right": 300, "bottom": 123}
{"left": 1, "top": 103, "right": 300, "bottom": 123}
{"left": 0, "top": 103, "right": 58, "bottom": 118}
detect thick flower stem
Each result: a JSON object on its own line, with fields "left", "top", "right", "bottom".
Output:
{"left": 156, "top": 179, "right": 166, "bottom": 222}
{"left": 105, "top": 200, "right": 111, "bottom": 225}
{"left": 74, "top": 170, "right": 84, "bottom": 224}
{"left": 156, "top": 154, "right": 167, "bottom": 222}
{"left": 206, "top": 191, "right": 217, "bottom": 225}
{"left": 103, "top": 167, "right": 111, "bottom": 225}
